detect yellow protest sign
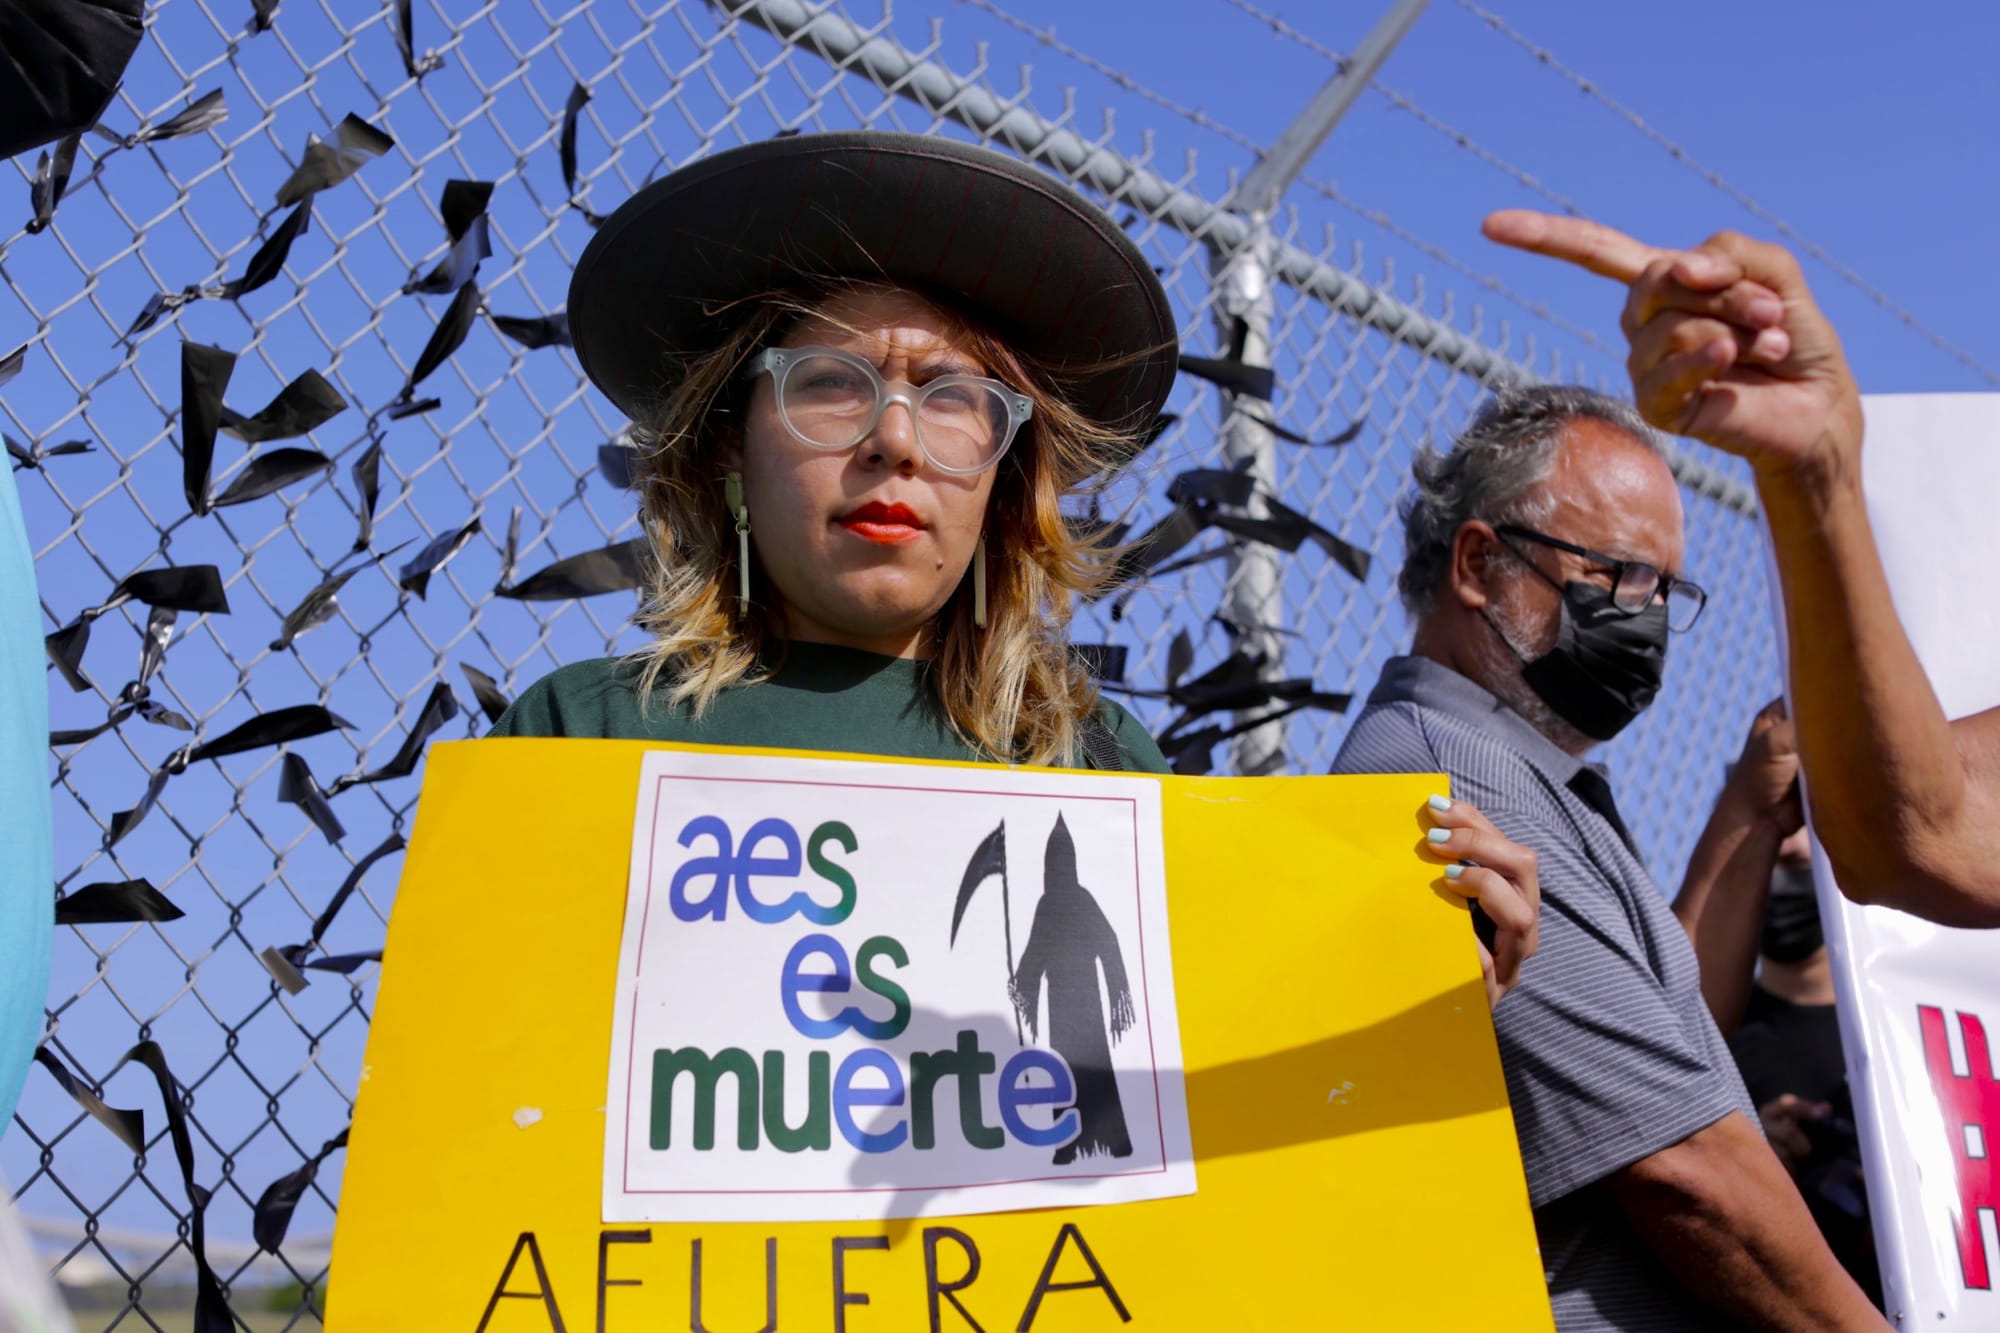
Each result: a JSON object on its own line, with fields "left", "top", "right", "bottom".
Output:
{"left": 328, "top": 740, "right": 1552, "bottom": 1331}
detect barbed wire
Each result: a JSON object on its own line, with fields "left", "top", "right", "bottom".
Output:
{"left": 954, "top": 0, "right": 1619, "bottom": 354}
{"left": 1451, "top": 0, "right": 2000, "bottom": 390}
{"left": 1214, "top": 0, "right": 1587, "bottom": 219}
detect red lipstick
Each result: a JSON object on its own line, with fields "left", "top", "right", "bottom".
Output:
{"left": 837, "top": 500, "right": 925, "bottom": 546}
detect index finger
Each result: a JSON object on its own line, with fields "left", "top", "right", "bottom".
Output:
{"left": 1482, "top": 210, "right": 1669, "bottom": 284}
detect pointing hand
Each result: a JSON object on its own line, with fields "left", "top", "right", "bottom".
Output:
{"left": 1483, "top": 211, "right": 1863, "bottom": 488}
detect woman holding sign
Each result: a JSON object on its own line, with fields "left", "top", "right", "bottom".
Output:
{"left": 492, "top": 131, "right": 1539, "bottom": 993}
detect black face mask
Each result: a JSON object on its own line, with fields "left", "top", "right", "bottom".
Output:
{"left": 1492, "top": 579, "right": 1669, "bottom": 742}
{"left": 1762, "top": 862, "right": 1824, "bottom": 964}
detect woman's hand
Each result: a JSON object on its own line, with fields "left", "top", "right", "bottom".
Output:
{"left": 1418, "top": 794, "right": 1542, "bottom": 1004}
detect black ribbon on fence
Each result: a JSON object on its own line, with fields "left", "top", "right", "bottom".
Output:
{"left": 1260, "top": 411, "right": 1366, "bottom": 449}
{"left": 398, "top": 519, "right": 480, "bottom": 599}
{"left": 1096, "top": 463, "right": 1371, "bottom": 605}
{"left": 1177, "top": 351, "right": 1273, "bottom": 401}
{"left": 305, "top": 950, "right": 381, "bottom": 974}
{"left": 387, "top": 281, "right": 480, "bottom": 417}
{"left": 459, "top": 664, "right": 512, "bottom": 723}
{"left": 210, "top": 445, "right": 334, "bottom": 508}
{"left": 178, "top": 344, "right": 339, "bottom": 516}
{"left": 52, "top": 595, "right": 204, "bottom": 744}
{"left": 219, "top": 368, "right": 345, "bottom": 443}
{"left": 45, "top": 564, "right": 228, "bottom": 694}
{"left": 560, "top": 83, "right": 607, "bottom": 226}
{"left": 7, "top": 432, "right": 92, "bottom": 470}
{"left": 390, "top": 0, "right": 443, "bottom": 78}
{"left": 104, "top": 87, "right": 229, "bottom": 148}
{"left": 272, "top": 566, "right": 360, "bottom": 653}
{"left": 27, "top": 133, "right": 82, "bottom": 235}
{"left": 128, "top": 199, "right": 311, "bottom": 336}
{"left": 491, "top": 310, "right": 570, "bottom": 350}
{"left": 122, "top": 1041, "right": 236, "bottom": 1331}
{"left": 1156, "top": 696, "right": 1345, "bottom": 776}
{"left": 1106, "top": 643, "right": 1352, "bottom": 776}
{"left": 1166, "top": 648, "right": 1352, "bottom": 722}
{"left": 188, "top": 703, "right": 350, "bottom": 764}
{"left": 33, "top": 1046, "right": 144, "bottom": 1152}
{"left": 53, "top": 878, "right": 186, "bottom": 925}
{"left": 109, "top": 704, "right": 351, "bottom": 845}
{"left": 271, "top": 541, "right": 409, "bottom": 652}
{"left": 327, "top": 681, "right": 459, "bottom": 793}
{"left": 259, "top": 834, "right": 405, "bottom": 993}
{"left": 0, "top": 0, "right": 144, "bottom": 160}
{"left": 43, "top": 87, "right": 229, "bottom": 238}
{"left": 181, "top": 343, "right": 233, "bottom": 515}
{"left": 1157, "top": 649, "right": 1352, "bottom": 775}
{"left": 278, "top": 752, "right": 345, "bottom": 844}
{"left": 1175, "top": 317, "right": 1365, "bottom": 448}
{"left": 254, "top": 1127, "right": 350, "bottom": 1252}
{"left": 1070, "top": 644, "right": 1128, "bottom": 684}
{"left": 34, "top": 1041, "right": 236, "bottom": 1329}
{"left": 497, "top": 537, "right": 649, "bottom": 601}
{"left": 404, "top": 180, "right": 492, "bottom": 295}
{"left": 351, "top": 441, "right": 384, "bottom": 550}
{"left": 275, "top": 113, "right": 394, "bottom": 207}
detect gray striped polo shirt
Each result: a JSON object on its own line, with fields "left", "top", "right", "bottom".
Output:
{"left": 1333, "top": 655, "right": 1756, "bottom": 1333}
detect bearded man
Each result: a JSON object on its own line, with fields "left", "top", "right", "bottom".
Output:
{"left": 1333, "top": 384, "right": 1885, "bottom": 1333}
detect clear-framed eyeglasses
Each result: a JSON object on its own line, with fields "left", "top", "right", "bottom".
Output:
{"left": 744, "top": 345, "right": 1033, "bottom": 476}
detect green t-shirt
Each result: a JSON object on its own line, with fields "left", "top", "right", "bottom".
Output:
{"left": 488, "top": 641, "right": 1168, "bottom": 773}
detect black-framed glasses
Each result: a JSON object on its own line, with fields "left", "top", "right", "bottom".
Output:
{"left": 1495, "top": 523, "right": 1708, "bottom": 632}
{"left": 744, "top": 345, "right": 1034, "bottom": 476}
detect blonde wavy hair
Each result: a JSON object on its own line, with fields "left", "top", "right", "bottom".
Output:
{"left": 626, "top": 282, "right": 1147, "bottom": 767}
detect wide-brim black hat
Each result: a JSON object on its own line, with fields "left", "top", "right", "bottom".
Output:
{"left": 568, "top": 131, "right": 1178, "bottom": 451}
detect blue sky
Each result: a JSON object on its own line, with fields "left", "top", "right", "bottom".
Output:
{"left": 964, "top": 0, "right": 2000, "bottom": 395}
{"left": 6, "top": 0, "right": 1995, "bottom": 1291}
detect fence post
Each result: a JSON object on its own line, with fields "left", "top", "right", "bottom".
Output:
{"left": 1208, "top": 228, "right": 1287, "bottom": 774}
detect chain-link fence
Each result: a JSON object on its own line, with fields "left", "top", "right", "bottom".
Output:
{"left": 4, "top": 0, "right": 1780, "bottom": 1325}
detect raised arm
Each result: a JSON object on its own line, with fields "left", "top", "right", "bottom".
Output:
{"left": 1486, "top": 211, "right": 2000, "bottom": 926}
{"left": 1673, "top": 701, "right": 1801, "bottom": 1034}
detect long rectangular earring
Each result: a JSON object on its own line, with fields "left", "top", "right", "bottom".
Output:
{"left": 973, "top": 535, "right": 987, "bottom": 629}
{"left": 725, "top": 471, "right": 751, "bottom": 607}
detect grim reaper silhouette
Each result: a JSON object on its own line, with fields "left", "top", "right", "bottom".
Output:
{"left": 1010, "top": 814, "right": 1135, "bottom": 1163}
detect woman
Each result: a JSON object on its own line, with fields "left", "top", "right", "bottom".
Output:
{"left": 493, "top": 131, "right": 1539, "bottom": 995}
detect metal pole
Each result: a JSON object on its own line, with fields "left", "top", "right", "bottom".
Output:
{"left": 1233, "top": 0, "right": 1433, "bottom": 216}
{"left": 1209, "top": 227, "right": 1286, "bottom": 775}
{"left": 1214, "top": 0, "right": 1432, "bottom": 772}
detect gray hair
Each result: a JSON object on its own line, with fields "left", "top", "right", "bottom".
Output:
{"left": 1397, "top": 384, "right": 1666, "bottom": 617}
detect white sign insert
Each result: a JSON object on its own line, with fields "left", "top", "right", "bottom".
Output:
{"left": 602, "top": 749, "right": 1194, "bottom": 1223}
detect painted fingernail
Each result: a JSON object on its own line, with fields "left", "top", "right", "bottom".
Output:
{"left": 1427, "top": 828, "right": 1453, "bottom": 845}
{"left": 1427, "top": 794, "right": 1452, "bottom": 813}
{"left": 1746, "top": 294, "right": 1783, "bottom": 326}
{"left": 1444, "top": 864, "right": 1465, "bottom": 881}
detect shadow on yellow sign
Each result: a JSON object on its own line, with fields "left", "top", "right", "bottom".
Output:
{"left": 328, "top": 740, "right": 1552, "bottom": 1331}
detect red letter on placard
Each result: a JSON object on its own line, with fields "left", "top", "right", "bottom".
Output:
{"left": 1919, "top": 1005, "right": 2000, "bottom": 1290}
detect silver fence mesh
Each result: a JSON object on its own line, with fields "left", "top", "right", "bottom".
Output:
{"left": 4, "top": 0, "right": 1778, "bottom": 1324}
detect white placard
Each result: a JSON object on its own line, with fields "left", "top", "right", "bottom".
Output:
{"left": 1763, "top": 393, "right": 2000, "bottom": 1328}
{"left": 601, "top": 748, "right": 1194, "bottom": 1223}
